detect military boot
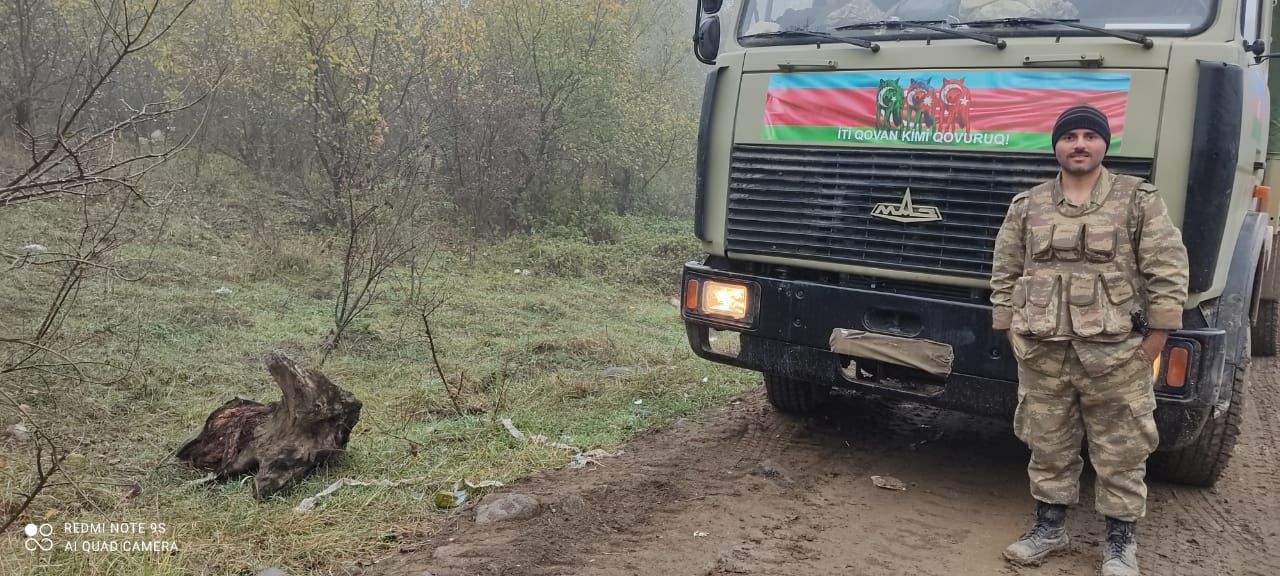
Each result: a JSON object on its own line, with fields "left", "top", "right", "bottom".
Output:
{"left": 1002, "top": 501, "right": 1070, "bottom": 566}
{"left": 1101, "top": 517, "right": 1140, "bottom": 576}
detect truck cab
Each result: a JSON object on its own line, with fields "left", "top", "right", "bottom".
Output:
{"left": 683, "top": 0, "right": 1277, "bottom": 486}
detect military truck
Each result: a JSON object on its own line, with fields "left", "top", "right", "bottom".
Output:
{"left": 683, "top": 0, "right": 1280, "bottom": 486}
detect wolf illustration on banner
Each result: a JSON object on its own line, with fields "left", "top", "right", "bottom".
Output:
{"left": 877, "top": 77, "right": 973, "bottom": 137}
{"left": 935, "top": 78, "right": 972, "bottom": 137}
{"left": 904, "top": 79, "right": 936, "bottom": 132}
{"left": 876, "top": 78, "right": 905, "bottom": 130}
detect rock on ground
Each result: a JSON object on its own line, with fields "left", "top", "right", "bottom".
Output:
{"left": 557, "top": 493, "right": 587, "bottom": 515}
{"left": 474, "top": 493, "right": 540, "bottom": 525}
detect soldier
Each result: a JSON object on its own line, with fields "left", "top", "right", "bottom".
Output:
{"left": 989, "top": 104, "right": 1189, "bottom": 576}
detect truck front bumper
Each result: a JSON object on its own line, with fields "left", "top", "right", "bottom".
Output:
{"left": 681, "top": 261, "right": 1227, "bottom": 451}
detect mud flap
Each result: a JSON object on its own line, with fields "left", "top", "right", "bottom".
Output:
{"left": 829, "top": 329, "right": 955, "bottom": 379}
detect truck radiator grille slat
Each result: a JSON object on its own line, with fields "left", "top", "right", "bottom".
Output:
{"left": 730, "top": 162, "right": 1054, "bottom": 191}
{"left": 729, "top": 203, "right": 1004, "bottom": 230}
{"left": 731, "top": 183, "right": 1019, "bottom": 211}
{"left": 726, "top": 144, "right": 1154, "bottom": 278}
{"left": 727, "top": 218, "right": 995, "bottom": 246}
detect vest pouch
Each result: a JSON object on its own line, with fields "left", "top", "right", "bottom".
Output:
{"left": 1029, "top": 225, "right": 1054, "bottom": 262}
{"left": 1068, "top": 273, "right": 1105, "bottom": 337}
{"left": 1101, "top": 272, "right": 1136, "bottom": 335}
{"left": 1084, "top": 225, "right": 1116, "bottom": 263}
{"left": 1051, "top": 224, "right": 1083, "bottom": 262}
{"left": 1023, "top": 275, "right": 1061, "bottom": 337}
{"left": 1011, "top": 279, "right": 1030, "bottom": 334}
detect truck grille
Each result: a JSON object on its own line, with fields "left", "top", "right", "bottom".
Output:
{"left": 726, "top": 144, "right": 1154, "bottom": 278}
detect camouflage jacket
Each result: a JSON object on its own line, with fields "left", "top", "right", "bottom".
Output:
{"left": 990, "top": 168, "right": 1189, "bottom": 374}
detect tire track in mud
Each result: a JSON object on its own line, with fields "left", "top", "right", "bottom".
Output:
{"left": 727, "top": 415, "right": 795, "bottom": 470}
{"left": 1247, "top": 357, "right": 1280, "bottom": 467}
{"left": 702, "top": 405, "right": 865, "bottom": 576}
{"left": 361, "top": 383, "right": 1279, "bottom": 576}
{"left": 779, "top": 396, "right": 1021, "bottom": 576}
{"left": 1141, "top": 357, "right": 1280, "bottom": 576}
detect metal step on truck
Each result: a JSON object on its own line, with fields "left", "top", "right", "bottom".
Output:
{"left": 683, "top": 0, "right": 1280, "bottom": 486}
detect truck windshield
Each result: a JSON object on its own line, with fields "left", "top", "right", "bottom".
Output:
{"left": 739, "top": 0, "right": 1215, "bottom": 39}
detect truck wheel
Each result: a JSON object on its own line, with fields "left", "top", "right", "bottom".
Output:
{"left": 1147, "top": 360, "right": 1248, "bottom": 487}
{"left": 763, "top": 373, "right": 830, "bottom": 413}
{"left": 1251, "top": 299, "right": 1280, "bottom": 357}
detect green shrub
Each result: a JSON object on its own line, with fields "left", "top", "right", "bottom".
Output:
{"left": 490, "top": 215, "right": 699, "bottom": 294}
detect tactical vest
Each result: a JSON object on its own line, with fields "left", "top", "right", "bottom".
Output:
{"left": 1010, "top": 174, "right": 1147, "bottom": 343}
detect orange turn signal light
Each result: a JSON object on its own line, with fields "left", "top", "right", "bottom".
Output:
{"left": 1254, "top": 185, "right": 1271, "bottom": 212}
{"left": 684, "top": 279, "right": 700, "bottom": 311}
{"left": 1165, "top": 347, "right": 1189, "bottom": 388}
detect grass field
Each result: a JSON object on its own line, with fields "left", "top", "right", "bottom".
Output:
{"left": 0, "top": 159, "right": 755, "bottom": 575}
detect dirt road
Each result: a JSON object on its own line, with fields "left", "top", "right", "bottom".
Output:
{"left": 363, "top": 359, "right": 1280, "bottom": 576}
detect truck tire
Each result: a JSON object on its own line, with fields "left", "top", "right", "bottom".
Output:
{"left": 1147, "top": 360, "right": 1247, "bottom": 487}
{"left": 763, "top": 373, "right": 830, "bottom": 413}
{"left": 1251, "top": 299, "right": 1280, "bottom": 357}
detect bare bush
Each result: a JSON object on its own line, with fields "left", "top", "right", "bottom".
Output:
{"left": 0, "top": 401, "right": 68, "bottom": 533}
{"left": 321, "top": 152, "right": 435, "bottom": 360}
{"left": 0, "top": 0, "right": 204, "bottom": 533}
{"left": 1, "top": 0, "right": 208, "bottom": 207}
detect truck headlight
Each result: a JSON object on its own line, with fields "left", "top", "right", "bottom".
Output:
{"left": 683, "top": 277, "right": 755, "bottom": 324}
{"left": 702, "top": 280, "right": 749, "bottom": 320}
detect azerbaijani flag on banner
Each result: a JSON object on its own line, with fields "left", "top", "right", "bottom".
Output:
{"left": 762, "top": 70, "right": 1130, "bottom": 152}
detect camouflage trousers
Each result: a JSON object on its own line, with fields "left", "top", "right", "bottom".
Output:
{"left": 1013, "top": 339, "right": 1160, "bottom": 521}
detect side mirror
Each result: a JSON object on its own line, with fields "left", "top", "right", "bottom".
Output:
{"left": 1254, "top": 51, "right": 1280, "bottom": 64}
{"left": 694, "top": 15, "right": 721, "bottom": 64}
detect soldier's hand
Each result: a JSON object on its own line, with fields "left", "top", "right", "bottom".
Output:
{"left": 1140, "top": 330, "right": 1169, "bottom": 362}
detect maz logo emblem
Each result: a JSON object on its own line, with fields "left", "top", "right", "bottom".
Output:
{"left": 871, "top": 188, "right": 942, "bottom": 223}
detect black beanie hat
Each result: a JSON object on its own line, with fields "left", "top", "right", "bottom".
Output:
{"left": 1052, "top": 105, "right": 1111, "bottom": 149}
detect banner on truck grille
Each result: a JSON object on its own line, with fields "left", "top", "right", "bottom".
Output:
{"left": 762, "top": 70, "right": 1130, "bottom": 151}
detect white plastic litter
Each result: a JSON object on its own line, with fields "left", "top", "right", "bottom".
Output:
{"left": 182, "top": 472, "right": 218, "bottom": 488}
{"left": 566, "top": 449, "right": 620, "bottom": 470}
{"left": 502, "top": 418, "right": 620, "bottom": 470}
{"left": 294, "top": 477, "right": 430, "bottom": 512}
{"left": 464, "top": 480, "right": 503, "bottom": 491}
{"left": 502, "top": 418, "right": 578, "bottom": 451}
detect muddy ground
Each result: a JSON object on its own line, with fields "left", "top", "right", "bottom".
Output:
{"left": 361, "top": 358, "right": 1280, "bottom": 576}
